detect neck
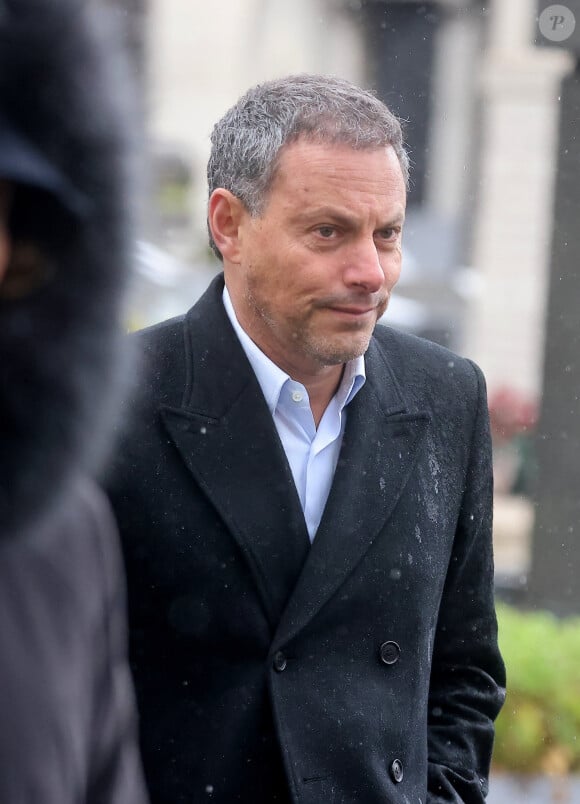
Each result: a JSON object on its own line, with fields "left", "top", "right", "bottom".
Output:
{"left": 297, "top": 364, "right": 345, "bottom": 428}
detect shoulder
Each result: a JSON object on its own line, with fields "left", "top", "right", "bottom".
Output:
{"left": 71, "top": 478, "right": 121, "bottom": 565}
{"left": 0, "top": 477, "right": 119, "bottom": 660}
{"left": 45, "top": 478, "right": 122, "bottom": 593}
{"left": 370, "top": 324, "right": 486, "bottom": 411}
{"left": 373, "top": 324, "right": 483, "bottom": 383}
{"left": 106, "top": 313, "right": 192, "bottom": 487}
{"left": 125, "top": 275, "right": 226, "bottom": 406}
{"left": 121, "top": 313, "right": 188, "bottom": 415}
{"left": 132, "top": 313, "right": 186, "bottom": 363}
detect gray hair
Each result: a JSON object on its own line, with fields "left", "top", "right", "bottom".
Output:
{"left": 207, "top": 73, "right": 409, "bottom": 259}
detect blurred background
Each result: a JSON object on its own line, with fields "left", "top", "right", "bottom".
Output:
{"left": 112, "top": 0, "right": 580, "bottom": 799}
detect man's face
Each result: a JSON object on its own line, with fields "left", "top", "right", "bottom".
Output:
{"left": 224, "top": 140, "right": 407, "bottom": 377}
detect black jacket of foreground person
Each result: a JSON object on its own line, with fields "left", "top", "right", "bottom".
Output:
{"left": 0, "top": 1, "right": 147, "bottom": 801}
{"left": 109, "top": 274, "right": 506, "bottom": 804}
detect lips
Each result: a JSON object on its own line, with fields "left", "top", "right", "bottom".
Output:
{"left": 328, "top": 306, "right": 375, "bottom": 315}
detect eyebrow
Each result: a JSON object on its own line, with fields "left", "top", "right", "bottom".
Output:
{"left": 292, "top": 207, "right": 406, "bottom": 229}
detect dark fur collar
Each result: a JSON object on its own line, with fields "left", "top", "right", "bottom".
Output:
{"left": 0, "top": 0, "right": 137, "bottom": 533}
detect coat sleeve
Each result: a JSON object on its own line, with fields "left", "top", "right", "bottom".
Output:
{"left": 83, "top": 484, "right": 150, "bottom": 804}
{"left": 427, "top": 361, "right": 506, "bottom": 802}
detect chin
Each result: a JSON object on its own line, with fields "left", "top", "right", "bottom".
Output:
{"left": 310, "top": 334, "right": 373, "bottom": 366}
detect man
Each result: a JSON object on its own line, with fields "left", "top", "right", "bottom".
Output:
{"left": 108, "top": 74, "right": 505, "bottom": 803}
{"left": 0, "top": 1, "right": 147, "bottom": 801}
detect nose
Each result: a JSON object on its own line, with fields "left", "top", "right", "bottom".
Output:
{"left": 342, "top": 237, "right": 388, "bottom": 294}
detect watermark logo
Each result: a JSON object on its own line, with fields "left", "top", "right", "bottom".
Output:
{"left": 539, "top": 4, "right": 576, "bottom": 42}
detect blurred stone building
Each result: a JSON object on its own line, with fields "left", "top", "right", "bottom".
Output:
{"left": 141, "top": 0, "right": 569, "bottom": 394}
{"left": 465, "top": 0, "right": 571, "bottom": 398}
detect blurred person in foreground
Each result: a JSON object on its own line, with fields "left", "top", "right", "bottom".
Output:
{"left": 108, "top": 75, "right": 506, "bottom": 803}
{"left": 0, "top": 1, "right": 147, "bottom": 801}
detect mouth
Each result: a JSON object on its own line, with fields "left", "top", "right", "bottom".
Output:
{"left": 327, "top": 305, "right": 377, "bottom": 317}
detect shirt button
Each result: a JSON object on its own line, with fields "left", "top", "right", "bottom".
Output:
{"left": 291, "top": 390, "right": 303, "bottom": 403}
{"left": 389, "top": 758, "right": 404, "bottom": 783}
{"left": 379, "top": 641, "right": 401, "bottom": 666}
{"left": 272, "top": 651, "right": 287, "bottom": 672}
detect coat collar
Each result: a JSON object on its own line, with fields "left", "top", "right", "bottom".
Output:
{"left": 160, "top": 275, "right": 311, "bottom": 628}
{"left": 160, "top": 275, "right": 430, "bottom": 637}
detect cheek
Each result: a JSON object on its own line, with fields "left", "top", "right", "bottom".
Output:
{"left": 379, "top": 252, "right": 402, "bottom": 288}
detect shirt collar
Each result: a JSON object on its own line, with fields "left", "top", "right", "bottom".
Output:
{"left": 222, "top": 286, "right": 366, "bottom": 415}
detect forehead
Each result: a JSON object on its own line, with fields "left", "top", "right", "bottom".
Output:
{"left": 267, "top": 140, "right": 406, "bottom": 215}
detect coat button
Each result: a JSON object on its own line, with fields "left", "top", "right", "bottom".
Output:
{"left": 379, "top": 641, "right": 401, "bottom": 665}
{"left": 273, "top": 651, "right": 287, "bottom": 672}
{"left": 389, "top": 758, "right": 404, "bottom": 783}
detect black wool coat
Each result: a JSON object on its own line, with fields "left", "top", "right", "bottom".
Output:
{"left": 108, "top": 274, "right": 506, "bottom": 804}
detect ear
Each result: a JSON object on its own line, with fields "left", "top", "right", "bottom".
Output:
{"left": 208, "top": 189, "right": 248, "bottom": 264}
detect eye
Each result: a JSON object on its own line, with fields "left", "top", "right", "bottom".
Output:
{"left": 376, "top": 227, "right": 398, "bottom": 241}
{"left": 316, "top": 225, "right": 337, "bottom": 239}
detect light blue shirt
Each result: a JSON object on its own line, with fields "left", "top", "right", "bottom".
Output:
{"left": 223, "top": 287, "right": 366, "bottom": 541}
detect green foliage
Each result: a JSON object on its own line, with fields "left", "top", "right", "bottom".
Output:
{"left": 493, "top": 603, "right": 580, "bottom": 773}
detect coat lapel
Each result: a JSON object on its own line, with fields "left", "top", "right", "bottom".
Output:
{"left": 273, "top": 336, "right": 430, "bottom": 649}
{"left": 159, "top": 278, "right": 430, "bottom": 642}
{"left": 160, "top": 277, "right": 311, "bottom": 629}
